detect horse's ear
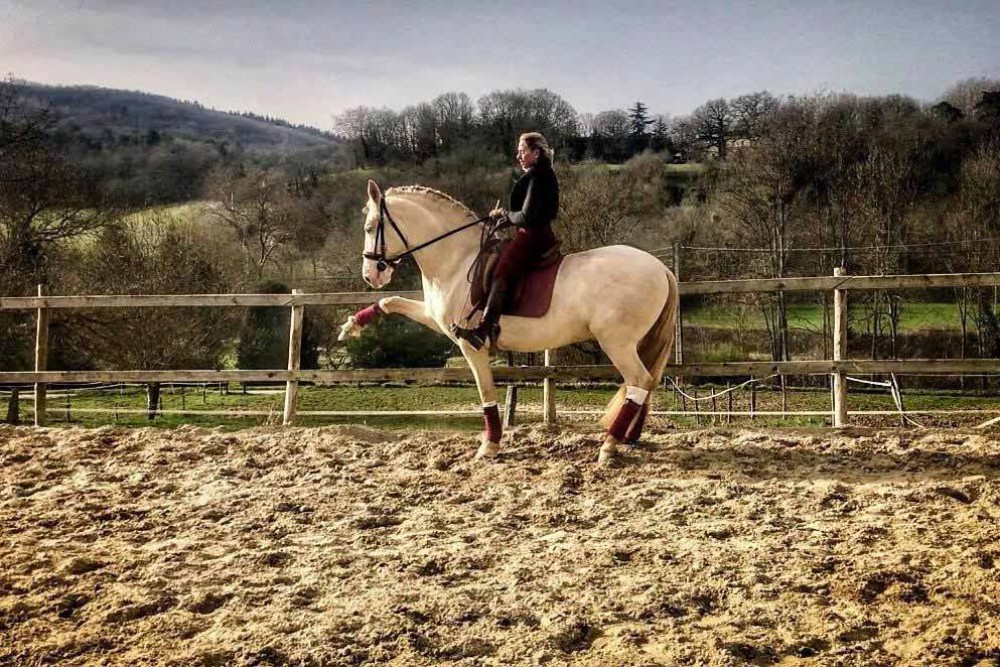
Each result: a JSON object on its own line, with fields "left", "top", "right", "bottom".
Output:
{"left": 367, "top": 179, "right": 382, "bottom": 206}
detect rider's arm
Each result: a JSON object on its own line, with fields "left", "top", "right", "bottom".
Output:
{"left": 507, "top": 176, "right": 536, "bottom": 228}
{"left": 508, "top": 170, "right": 558, "bottom": 228}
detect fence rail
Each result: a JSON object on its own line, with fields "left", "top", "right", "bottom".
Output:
{"left": 3, "top": 272, "right": 1000, "bottom": 310}
{"left": 1, "top": 359, "right": 998, "bottom": 386}
{"left": 4, "top": 270, "right": 1000, "bottom": 427}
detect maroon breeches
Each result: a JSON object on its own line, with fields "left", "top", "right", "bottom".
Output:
{"left": 494, "top": 225, "right": 557, "bottom": 285}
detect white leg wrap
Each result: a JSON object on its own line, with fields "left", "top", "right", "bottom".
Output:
{"left": 482, "top": 402, "right": 497, "bottom": 408}
{"left": 625, "top": 386, "right": 649, "bottom": 405}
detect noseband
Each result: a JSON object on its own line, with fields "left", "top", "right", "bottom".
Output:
{"left": 363, "top": 196, "right": 491, "bottom": 273}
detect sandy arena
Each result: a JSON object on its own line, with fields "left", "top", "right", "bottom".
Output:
{"left": 1, "top": 423, "right": 999, "bottom": 666}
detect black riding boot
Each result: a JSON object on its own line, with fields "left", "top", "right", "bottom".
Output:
{"left": 452, "top": 279, "right": 507, "bottom": 350}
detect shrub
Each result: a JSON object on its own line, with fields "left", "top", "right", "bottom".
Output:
{"left": 344, "top": 315, "right": 454, "bottom": 368}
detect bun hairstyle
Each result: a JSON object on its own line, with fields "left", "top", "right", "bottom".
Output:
{"left": 519, "top": 132, "right": 555, "bottom": 162}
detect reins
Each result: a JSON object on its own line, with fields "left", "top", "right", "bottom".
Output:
{"left": 363, "top": 196, "right": 491, "bottom": 273}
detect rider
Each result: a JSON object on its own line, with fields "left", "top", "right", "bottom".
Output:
{"left": 453, "top": 131, "right": 560, "bottom": 349}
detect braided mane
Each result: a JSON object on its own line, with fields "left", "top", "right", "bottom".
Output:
{"left": 386, "top": 185, "right": 476, "bottom": 218}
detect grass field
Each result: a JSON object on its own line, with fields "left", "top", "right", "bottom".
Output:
{"left": 5, "top": 381, "right": 999, "bottom": 431}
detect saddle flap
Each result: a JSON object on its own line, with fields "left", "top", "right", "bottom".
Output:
{"left": 469, "top": 245, "right": 564, "bottom": 319}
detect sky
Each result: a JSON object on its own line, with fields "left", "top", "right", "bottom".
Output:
{"left": 2, "top": 0, "right": 999, "bottom": 130}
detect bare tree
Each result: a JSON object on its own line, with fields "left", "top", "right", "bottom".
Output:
{"left": 957, "top": 142, "right": 1000, "bottom": 358}
{"left": 853, "top": 144, "right": 916, "bottom": 358}
{"left": 938, "top": 77, "right": 1000, "bottom": 117}
{"left": 692, "top": 98, "right": 734, "bottom": 160}
{"left": 557, "top": 163, "right": 643, "bottom": 252}
{"left": 205, "top": 166, "right": 296, "bottom": 280}
{"left": 730, "top": 91, "right": 779, "bottom": 140}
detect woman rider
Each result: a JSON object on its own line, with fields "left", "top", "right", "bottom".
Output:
{"left": 452, "top": 131, "right": 560, "bottom": 349}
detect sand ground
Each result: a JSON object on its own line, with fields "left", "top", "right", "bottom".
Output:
{"left": 1, "top": 422, "right": 999, "bottom": 666}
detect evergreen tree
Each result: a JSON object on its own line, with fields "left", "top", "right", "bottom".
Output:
{"left": 627, "top": 101, "right": 653, "bottom": 156}
{"left": 650, "top": 115, "right": 674, "bottom": 155}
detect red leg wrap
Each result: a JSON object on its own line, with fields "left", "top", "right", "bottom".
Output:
{"left": 483, "top": 404, "right": 502, "bottom": 443}
{"left": 625, "top": 402, "right": 650, "bottom": 443}
{"left": 609, "top": 399, "right": 642, "bottom": 441}
{"left": 354, "top": 301, "right": 383, "bottom": 327}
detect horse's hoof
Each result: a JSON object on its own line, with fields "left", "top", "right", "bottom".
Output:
{"left": 476, "top": 440, "right": 501, "bottom": 459}
{"left": 598, "top": 436, "right": 619, "bottom": 466}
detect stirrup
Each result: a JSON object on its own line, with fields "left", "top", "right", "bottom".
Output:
{"left": 451, "top": 321, "right": 499, "bottom": 350}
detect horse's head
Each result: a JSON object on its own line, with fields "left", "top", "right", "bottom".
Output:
{"left": 362, "top": 179, "right": 398, "bottom": 289}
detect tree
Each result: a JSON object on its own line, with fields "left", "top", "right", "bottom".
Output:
{"left": 204, "top": 165, "right": 296, "bottom": 280}
{"left": 1, "top": 80, "right": 120, "bottom": 289}
{"left": 1, "top": 78, "right": 122, "bottom": 369}
{"left": 557, "top": 162, "right": 645, "bottom": 252}
{"left": 929, "top": 101, "right": 963, "bottom": 123}
{"left": 853, "top": 143, "right": 917, "bottom": 358}
{"left": 730, "top": 91, "right": 779, "bottom": 140}
{"left": 938, "top": 77, "right": 1000, "bottom": 117}
{"left": 59, "top": 214, "right": 235, "bottom": 371}
{"left": 668, "top": 115, "right": 700, "bottom": 162}
{"left": 974, "top": 91, "right": 1000, "bottom": 127}
{"left": 432, "top": 92, "right": 475, "bottom": 154}
{"left": 477, "top": 88, "right": 578, "bottom": 157}
{"left": 956, "top": 142, "right": 1000, "bottom": 358}
{"left": 692, "top": 98, "right": 734, "bottom": 160}
{"left": 649, "top": 115, "right": 673, "bottom": 154}
{"left": 627, "top": 101, "right": 653, "bottom": 155}
{"left": 237, "top": 280, "right": 321, "bottom": 372}
{"left": 590, "top": 109, "right": 629, "bottom": 162}
{"left": 708, "top": 97, "right": 829, "bottom": 360}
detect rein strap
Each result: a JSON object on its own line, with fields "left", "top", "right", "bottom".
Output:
{"left": 364, "top": 196, "right": 489, "bottom": 271}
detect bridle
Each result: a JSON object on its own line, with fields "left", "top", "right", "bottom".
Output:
{"left": 363, "top": 196, "right": 491, "bottom": 273}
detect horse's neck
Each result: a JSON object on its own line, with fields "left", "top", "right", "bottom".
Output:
{"left": 389, "top": 195, "right": 480, "bottom": 286}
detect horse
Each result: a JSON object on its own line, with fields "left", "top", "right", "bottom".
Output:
{"left": 339, "top": 180, "right": 679, "bottom": 465}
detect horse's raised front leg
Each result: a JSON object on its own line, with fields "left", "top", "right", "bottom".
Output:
{"left": 376, "top": 296, "right": 444, "bottom": 333}
{"left": 459, "top": 342, "right": 502, "bottom": 459}
{"left": 338, "top": 296, "right": 443, "bottom": 340}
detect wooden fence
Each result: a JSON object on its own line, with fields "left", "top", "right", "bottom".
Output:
{"left": 3, "top": 270, "right": 1000, "bottom": 427}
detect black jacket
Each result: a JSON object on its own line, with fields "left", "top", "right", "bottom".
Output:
{"left": 507, "top": 157, "right": 559, "bottom": 228}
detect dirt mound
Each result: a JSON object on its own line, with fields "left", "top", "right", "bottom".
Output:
{"left": 2, "top": 423, "right": 1000, "bottom": 666}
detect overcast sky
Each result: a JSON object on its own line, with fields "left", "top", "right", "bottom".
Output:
{"left": 3, "top": 0, "right": 998, "bottom": 129}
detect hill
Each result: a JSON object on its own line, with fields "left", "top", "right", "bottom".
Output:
{"left": 16, "top": 81, "right": 340, "bottom": 155}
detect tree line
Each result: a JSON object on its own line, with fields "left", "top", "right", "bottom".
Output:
{"left": 2, "top": 75, "right": 1000, "bottom": 386}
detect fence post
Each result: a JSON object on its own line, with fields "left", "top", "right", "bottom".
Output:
{"left": 6, "top": 388, "right": 20, "bottom": 425}
{"left": 34, "top": 284, "right": 49, "bottom": 427}
{"left": 503, "top": 385, "right": 518, "bottom": 428}
{"left": 673, "top": 243, "right": 684, "bottom": 366}
{"left": 833, "top": 267, "right": 848, "bottom": 427}
{"left": 283, "top": 289, "right": 304, "bottom": 426}
{"left": 542, "top": 349, "right": 556, "bottom": 424}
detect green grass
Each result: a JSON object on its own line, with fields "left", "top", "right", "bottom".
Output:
{"left": 5, "top": 381, "right": 998, "bottom": 431}
{"left": 686, "top": 303, "right": 967, "bottom": 332}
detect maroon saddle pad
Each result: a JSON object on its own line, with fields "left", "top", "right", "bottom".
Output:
{"left": 470, "top": 245, "right": 564, "bottom": 319}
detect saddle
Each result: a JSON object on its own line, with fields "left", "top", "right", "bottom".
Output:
{"left": 468, "top": 237, "right": 564, "bottom": 319}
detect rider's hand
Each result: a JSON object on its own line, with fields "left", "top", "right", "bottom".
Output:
{"left": 489, "top": 207, "right": 507, "bottom": 221}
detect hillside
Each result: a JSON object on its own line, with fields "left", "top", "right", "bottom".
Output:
{"left": 16, "top": 81, "right": 340, "bottom": 155}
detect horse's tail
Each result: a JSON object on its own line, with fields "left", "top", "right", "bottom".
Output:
{"left": 600, "top": 267, "right": 680, "bottom": 428}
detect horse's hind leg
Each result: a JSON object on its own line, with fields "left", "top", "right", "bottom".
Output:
{"left": 597, "top": 339, "right": 655, "bottom": 465}
{"left": 625, "top": 401, "right": 651, "bottom": 444}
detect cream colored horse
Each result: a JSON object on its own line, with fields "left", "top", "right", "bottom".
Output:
{"left": 340, "top": 181, "right": 678, "bottom": 464}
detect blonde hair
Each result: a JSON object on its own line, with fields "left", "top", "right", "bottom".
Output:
{"left": 519, "top": 132, "right": 554, "bottom": 162}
